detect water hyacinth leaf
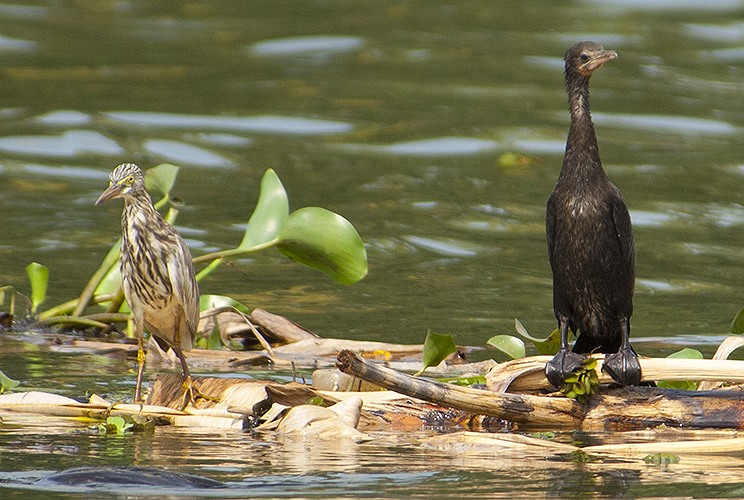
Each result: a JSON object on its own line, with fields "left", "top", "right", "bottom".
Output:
{"left": 239, "top": 169, "right": 289, "bottom": 250}
{"left": 0, "top": 369, "right": 19, "bottom": 393}
{"left": 208, "top": 317, "right": 223, "bottom": 350}
{"left": 93, "top": 243, "right": 122, "bottom": 296}
{"left": 486, "top": 335, "right": 526, "bottom": 359}
{"left": 657, "top": 348, "right": 703, "bottom": 390}
{"left": 415, "top": 330, "right": 457, "bottom": 376}
{"left": 731, "top": 307, "right": 744, "bottom": 334}
{"left": 514, "top": 319, "right": 561, "bottom": 355}
{"left": 144, "top": 163, "right": 179, "bottom": 199}
{"left": 277, "top": 207, "right": 368, "bottom": 284}
{"left": 25, "top": 262, "right": 48, "bottom": 314}
{"left": 199, "top": 294, "right": 250, "bottom": 314}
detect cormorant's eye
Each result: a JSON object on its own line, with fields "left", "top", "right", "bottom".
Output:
{"left": 580, "top": 53, "right": 589, "bottom": 61}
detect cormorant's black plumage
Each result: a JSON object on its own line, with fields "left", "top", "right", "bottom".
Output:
{"left": 544, "top": 41, "right": 641, "bottom": 387}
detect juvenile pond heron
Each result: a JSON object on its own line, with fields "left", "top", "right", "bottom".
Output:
{"left": 95, "top": 162, "right": 200, "bottom": 407}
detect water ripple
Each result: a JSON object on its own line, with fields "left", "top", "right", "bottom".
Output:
{"left": 143, "top": 140, "right": 233, "bottom": 168}
{"left": 592, "top": 112, "right": 740, "bottom": 135}
{"left": 0, "top": 130, "right": 124, "bottom": 157}
{"left": 104, "top": 112, "right": 353, "bottom": 135}
{"left": 339, "top": 137, "right": 499, "bottom": 156}
{"left": 248, "top": 35, "right": 365, "bottom": 57}
{"left": 402, "top": 236, "right": 479, "bottom": 257}
{"left": 35, "top": 110, "right": 92, "bottom": 126}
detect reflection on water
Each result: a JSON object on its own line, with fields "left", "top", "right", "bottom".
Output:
{"left": 3, "top": 0, "right": 744, "bottom": 497}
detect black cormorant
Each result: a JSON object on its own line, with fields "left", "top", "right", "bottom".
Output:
{"left": 544, "top": 41, "right": 641, "bottom": 388}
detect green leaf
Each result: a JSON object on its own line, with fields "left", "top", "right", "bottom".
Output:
{"left": 731, "top": 307, "right": 744, "bottom": 334}
{"left": 0, "top": 369, "right": 20, "bottom": 393}
{"left": 278, "top": 207, "right": 368, "bottom": 284}
{"left": 307, "top": 396, "right": 326, "bottom": 406}
{"left": 643, "top": 453, "right": 680, "bottom": 466}
{"left": 435, "top": 375, "right": 486, "bottom": 386}
{"left": 666, "top": 348, "right": 703, "bottom": 360}
{"left": 239, "top": 169, "right": 289, "bottom": 250}
{"left": 415, "top": 330, "right": 457, "bottom": 376}
{"left": 98, "top": 415, "right": 134, "bottom": 434}
{"left": 95, "top": 245, "right": 121, "bottom": 295}
{"left": 486, "top": 335, "right": 526, "bottom": 360}
{"left": 199, "top": 294, "right": 250, "bottom": 314}
{"left": 657, "top": 348, "right": 703, "bottom": 390}
{"left": 207, "top": 316, "right": 223, "bottom": 350}
{"left": 144, "top": 163, "right": 179, "bottom": 199}
{"left": 25, "top": 262, "right": 48, "bottom": 314}
{"left": 514, "top": 319, "right": 561, "bottom": 355}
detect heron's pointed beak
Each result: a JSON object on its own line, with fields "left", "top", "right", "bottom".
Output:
{"left": 95, "top": 182, "right": 122, "bottom": 206}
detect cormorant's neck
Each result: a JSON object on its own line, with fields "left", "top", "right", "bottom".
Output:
{"left": 560, "top": 73, "right": 606, "bottom": 183}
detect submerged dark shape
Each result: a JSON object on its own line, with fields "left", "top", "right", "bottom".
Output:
{"left": 46, "top": 466, "right": 225, "bottom": 489}
{"left": 96, "top": 163, "right": 200, "bottom": 407}
{"left": 544, "top": 41, "right": 641, "bottom": 388}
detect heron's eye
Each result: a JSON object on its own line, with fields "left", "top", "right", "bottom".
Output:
{"left": 126, "top": 175, "right": 134, "bottom": 183}
{"left": 580, "top": 53, "right": 589, "bottom": 61}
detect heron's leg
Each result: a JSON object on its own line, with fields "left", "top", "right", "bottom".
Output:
{"left": 545, "top": 316, "right": 584, "bottom": 388}
{"left": 132, "top": 314, "right": 146, "bottom": 403}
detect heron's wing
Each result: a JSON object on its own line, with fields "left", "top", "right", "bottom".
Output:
{"left": 167, "top": 236, "right": 200, "bottom": 337}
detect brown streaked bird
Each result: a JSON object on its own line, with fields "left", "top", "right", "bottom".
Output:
{"left": 95, "top": 162, "right": 200, "bottom": 407}
{"left": 544, "top": 41, "right": 641, "bottom": 388}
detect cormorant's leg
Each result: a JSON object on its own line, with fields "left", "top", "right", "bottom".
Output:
{"left": 602, "top": 317, "right": 641, "bottom": 386}
{"left": 545, "top": 317, "right": 585, "bottom": 388}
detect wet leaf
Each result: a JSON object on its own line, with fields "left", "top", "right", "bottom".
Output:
{"left": 98, "top": 415, "right": 134, "bottom": 434}
{"left": 239, "top": 168, "right": 289, "bottom": 250}
{"left": 415, "top": 330, "right": 457, "bottom": 376}
{"left": 0, "top": 369, "right": 19, "bottom": 393}
{"left": 144, "top": 163, "right": 179, "bottom": 199}
{"left": 560, "top": 357, "right": 599, "bottom": 403}
{"left": 278, "top": 207, "right": 368, "bottom": 284}
{"left": 208, "top": 316, "right": 223, "bottom": 350}
{"left": 657, "top": 348, "right": 703, "bottom": 390}
{"left": 644, "top": 452, "right": 680, "bottom": 466}
{"left": 25, "top": 262, "right": 48, "bottom": 314}
{"left": 486, "top": 335, "right": 525, "bottom": 360}
{"left": 514, "top": 319, "right": 560, "bottom": 355}
{"left": 436, "top": 375, "right": 486, "bottom": 386}
{"left": 199, "top": 294, "right": 250, "bottom": 314}
{"left": 731, "top": 307, "right": 744, "bottom": 334}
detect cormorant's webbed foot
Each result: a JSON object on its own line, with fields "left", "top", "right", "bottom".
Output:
{"left": 545, "top": 349, "right": 586, "bottom": 388}
{"left": 602, "top": 346, "right": 641, "bottom": 386}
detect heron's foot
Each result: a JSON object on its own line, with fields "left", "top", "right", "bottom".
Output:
{"left": 178, "top": 376, "right": 220, "bottom": 410}
{"left": 545, "top": 350, "right": 585, "bottom": 388}
{"left": 602, "top": 346, "right": 642, "bottom": 386}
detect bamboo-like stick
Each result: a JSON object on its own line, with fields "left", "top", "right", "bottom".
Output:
{"left": 487, "top": 355, "right": 744, "bottom": 392}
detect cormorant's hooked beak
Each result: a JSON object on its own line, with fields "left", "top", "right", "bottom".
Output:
{"left": 581, "top": 49, "right": 617, "bottom": 75}
{"left": 95, "top": 182, "right": 123, "bottom": 206}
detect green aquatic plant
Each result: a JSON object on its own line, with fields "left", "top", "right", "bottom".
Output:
{"left": 414, "top": 330, "right": 457, "bottom": 376}
{"left": 486, "top": 319, "right": 561, "bottom": 360}
{"left": 656, "top": 348, "right": 703, "bottom": 390}
{"left": 25, "top": 263, "right": 48, "bottom": 314}
{"left": 560, "top": 357, "right": 600, "bottom": 404}
{"left": 0, "top": 369, "right": 20, "bottom": 393}
{"left": 643, "top": 452, "right": 680, "bottom": 466}
{"left": 97, "top": 416, "right": 134, "bottom": 434}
